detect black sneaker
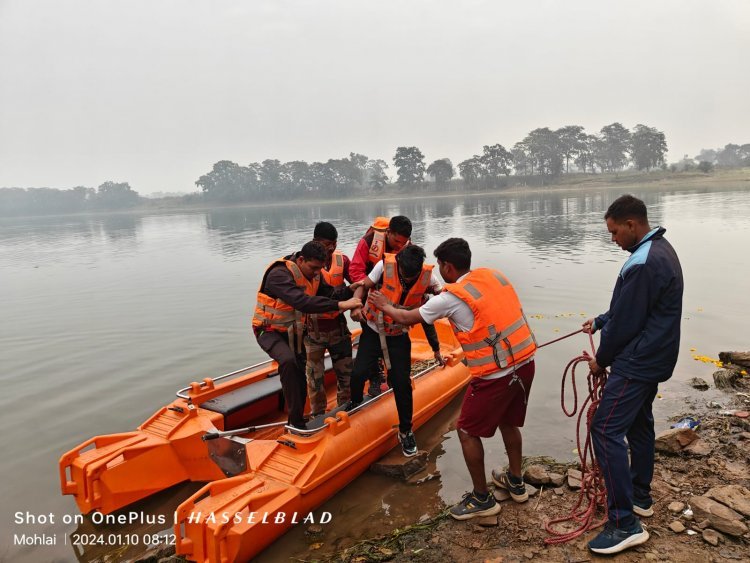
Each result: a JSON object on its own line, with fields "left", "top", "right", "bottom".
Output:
{"left": 633, "top": 500, "right": 654, "bottom": 517}
{"left": 491, "top": 469, "right": 529, "bottom": 503}
{"left": 587, "top": 521, "right": 649, "bottom": 554}
{"left": 398, "top": 431, "right": 418, "bottom": 457}
{"left": 449, "top": 491, "right": 501, "bottom": 520}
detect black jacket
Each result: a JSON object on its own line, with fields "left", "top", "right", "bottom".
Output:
{"left": 594, "top": 227, "right": 683, "bottom": 383}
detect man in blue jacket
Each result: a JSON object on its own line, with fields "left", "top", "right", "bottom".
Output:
{"left": 583, "top": 194, "right": 683, "bottom": 555}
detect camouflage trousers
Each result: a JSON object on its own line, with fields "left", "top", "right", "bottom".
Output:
{"left": 304, "top": 324, "right": 353, "bottom": 416}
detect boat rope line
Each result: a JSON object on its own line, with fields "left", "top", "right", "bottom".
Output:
{"left": 543, "top": 330, "right": 609, "bottom": 544}
{"left": 535, "top": 328, "right": 584, "bottom": 349}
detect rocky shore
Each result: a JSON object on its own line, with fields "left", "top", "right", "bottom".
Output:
{"left": 307, "top": 353, "right": 750, "bottom": 563}
{"left": 128, "top": 353, "right": 750, "bottom": 563}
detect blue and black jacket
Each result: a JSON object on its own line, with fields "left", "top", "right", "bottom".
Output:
{"left": 594, "top": 227, "right": 684, "bottom": 383}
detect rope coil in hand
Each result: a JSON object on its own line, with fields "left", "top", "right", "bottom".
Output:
{"left": 542, "top": 331, "right": 609, "bottom": 544}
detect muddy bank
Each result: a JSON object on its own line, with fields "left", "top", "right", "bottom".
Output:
{"left": 302, "top": 369, "right": 750, "bottom": 562}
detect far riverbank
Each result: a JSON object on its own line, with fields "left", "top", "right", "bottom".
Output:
{"left": 3, "top": 168, "right": 749, "bottom": 221}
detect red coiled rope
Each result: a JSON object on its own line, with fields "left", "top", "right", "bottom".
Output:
{"left": 543, "top": 331, "right": 609, "bottom": 545}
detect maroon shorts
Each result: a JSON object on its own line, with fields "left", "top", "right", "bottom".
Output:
{"left": 456, "top": 360, "right": 535, "bottom": 438}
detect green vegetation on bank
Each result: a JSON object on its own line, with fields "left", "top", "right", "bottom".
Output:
{"left": 2, "top": 125, "right": 749, "bottom": 217}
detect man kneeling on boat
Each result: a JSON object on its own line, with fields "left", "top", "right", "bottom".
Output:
{"left": 370, "top": 238, "right": 537, "bottom": 520}
{"left": 348, "top": 245, "right": 444, "bottom": 457}
{"left": 253, "top": 241, "right": 362, "bottom": 429}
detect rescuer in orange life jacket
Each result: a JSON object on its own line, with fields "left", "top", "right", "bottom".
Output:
{"left": 347, "top": 244, "right": 444, "bottom": 457}
{"left": 253, "top": 241, "right": 362, "bottom": 429}
{"left": 369, "top": 238, "right": 537, "bottom": 519}
{"left": 304, "top": 222, "right": 355, "bottom": 418}
{"left": 349, "top": 215, "right": 413, "bottom": 397}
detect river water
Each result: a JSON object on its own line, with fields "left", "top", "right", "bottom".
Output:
{"left": 2, "top": 183, "right": 749, "bottom": 561}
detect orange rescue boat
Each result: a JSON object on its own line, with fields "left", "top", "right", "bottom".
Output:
{"left": 59, "top": 320, "right": 470, "bottom": 562}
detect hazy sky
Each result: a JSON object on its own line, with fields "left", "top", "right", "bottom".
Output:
{"left": 1, "top": 1, "right": 748, "bottom": 194}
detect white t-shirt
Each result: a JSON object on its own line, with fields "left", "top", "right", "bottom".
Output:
{"left": 365, "top": 261, "right": 443, "bottom": 333}
{"left": 418, "top": 287, "right": 475, "bottom": 332}
{"left": 419, "top": 272, "right": 529, "bottom": 380}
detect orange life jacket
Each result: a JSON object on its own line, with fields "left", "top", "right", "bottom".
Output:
{"left": 308, "top": 250, "right": 346, "bottom": 329}
{"left": 253, "top": 258, "right": 320, "bottom": 352}
{"left": 366, "top": 216, "right": 390, "bottom": 267}
{"left": 363, "top": 253, "right": 433, "bottom": 336}
{"left": 443, "top": 268, "right": 536, "bottom": 378}
{"left": 321, "top": 249, "right": 345, "bottom": 287}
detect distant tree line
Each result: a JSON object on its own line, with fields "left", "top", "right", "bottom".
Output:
{"left": 3, "top": 128, "right": 749, "bottom": 217}
{"left": 194, "top": 154, "right": 390, "bottom": 203}
{"left": 0, "top": 182, "right": 139, "bottom": 217}
{"left": 686, "top": 143, "right": 750, "bottom": 173}
{"left": 195, "top": 122, "right": 669, "bottom": 201}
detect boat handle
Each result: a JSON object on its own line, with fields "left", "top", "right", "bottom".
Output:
{"left": 175, "top": 335, "right": 361, "bottom": 399}
{"left": 175, "top": 359, "right": 274, "bottom": 399}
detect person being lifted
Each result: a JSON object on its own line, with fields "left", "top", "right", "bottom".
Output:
{"left": 253, "top": 241, "right": 361, "bottom": 429}
{"left": 349, "top": 215, "right": 413, "bottom": 397}
{"left": 304, "top": 222, "right": 355, "bottom": 418}
{"left": 348, "top": 245, "right": 444, "bottom": 457}
{"left": 370, "top": 238, "right": 537, "bottom": 520}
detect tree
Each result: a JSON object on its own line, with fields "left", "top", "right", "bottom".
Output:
{"left": 348, "top": 153, "right": 369, "bottom": 189}
{"left": 630, "top": 124, "right": 667, "bottom": 171}
{"left": 196, "top": 160, "right": 258, "bottom": 202}
{"left": 458, "top": 157, "right": 483, "bottom": 188}
{"left": 426, "top": 158, "right": 455, "bottom": 191}
{"left": 556, "top": 125, "right": 587, "bottom": 173}
{"left": 335, "top": 158, "right": 362, "bottom": 194}
{"left": 95, "top": 181, "right": 140, "bottom": 209}
{"left": 574, "top": 134, "right": 599, "bottom": 173}
{"left": 697, "top": 161, "right": 714, "bottom": 173}
{"left": 742, "top": 144, "right": 750, "bottom": 166}
{"left": 283, "top": 160, "right": 311, "bottom": 196}
{"left": 259, "top": 159, "right": 284, "bottom": 195}
{"left": 523, "top": 128, "right": 563, "bottom": 178}
{"left": 694, "top": 148, "right": 718, "bottom": 164}
{"left": 599, "top": 122, "right": 631, "bottom": 171}
{"left": 366, "top": 159, "right": 389, "bottom": 191}
{"left": 393, "top": 146, "right": 426, "bottom": 188}
{"left": 715, "top": 143, "right": 750, "bottom": 167}
{"left": 511, "top": 143, "right": 531, "bottom": 176}
{"left": 479, "top": 144, "right": 513, "bottom": 187}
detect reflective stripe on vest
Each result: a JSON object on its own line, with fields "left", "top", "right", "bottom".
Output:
{"left": 443, "top": 268, "right": 536, "bottom": 377}
{"left": 253, "top": 258, "right": 320, "bottom": 352}
{"left": 363, "top": 253, "right": 433, "bottom": 338}
{"left": 363, "top": 254, "right": 433, "bottom": 369}
{"left": 308, "top": 250, "right": 347, "bottom": 332}
{"left": 368, "top": 230, "right": 386, "bottom": 266}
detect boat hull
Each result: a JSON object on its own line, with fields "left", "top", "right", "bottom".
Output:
{"left": 59, "top": 320, "right": 470, "bottom": 561}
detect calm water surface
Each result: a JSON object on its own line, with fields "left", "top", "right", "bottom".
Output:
{"left": 2, "top": 185, "right": 749, "bottom": 561}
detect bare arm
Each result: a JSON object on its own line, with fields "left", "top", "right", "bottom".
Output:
{"left": 352, "top": 275, "right": 375, "bottom": 302}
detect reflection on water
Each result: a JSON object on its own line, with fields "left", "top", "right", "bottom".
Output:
{"left": 2, "top": 184, "right": 750, "bottom": 561}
